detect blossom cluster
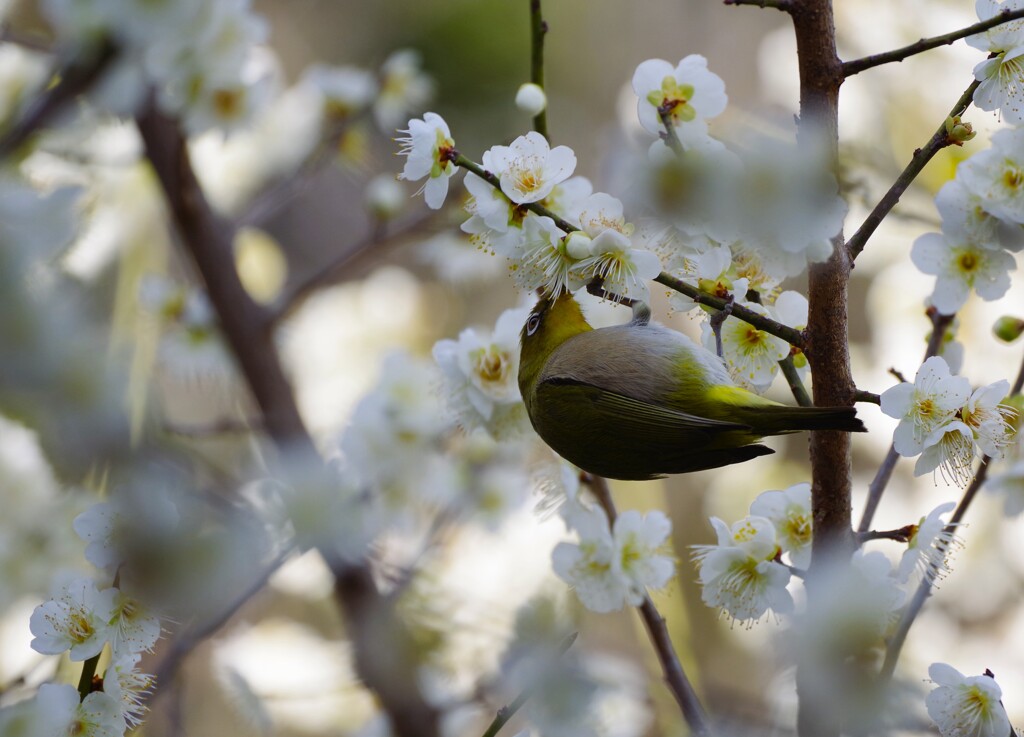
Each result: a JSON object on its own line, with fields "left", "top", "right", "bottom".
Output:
{"left": 691, "top": 483, "right": 960, "bottom": 625}
{"left": 398, "top": 55, "right": 846, "bottom": 395}
{"left": 881, "top": 355, "right": 1016, "bottom": 485}
{"left": 8, "top": 496, "right": 167, "bottom": 737}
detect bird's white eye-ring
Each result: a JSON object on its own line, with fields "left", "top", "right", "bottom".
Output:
{"left": 526, "top": 313, "right": 541, "bottom": 335}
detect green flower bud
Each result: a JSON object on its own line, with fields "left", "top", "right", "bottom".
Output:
{"left": 993, "top": 315, "right": 1024, "bottom": 343}
{"left": 944, "top": 115, "right": 976, "bottom": 146}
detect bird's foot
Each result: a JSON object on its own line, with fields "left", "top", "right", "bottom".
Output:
{"left": 709, "top": 296, "right": 734, "bottom": 359}
{"left": 630, "top": 301, "right": 651, "bottom": 326}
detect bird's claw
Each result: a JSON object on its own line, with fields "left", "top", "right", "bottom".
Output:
{"left": 630, "top": 301, "right": 652, "bottom": 326}
{"left": 709, "top": 296, "right": 735, "bottom": 359}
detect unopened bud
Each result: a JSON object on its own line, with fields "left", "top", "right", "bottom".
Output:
{"left": 515, "top": 83, "right": 547, "bottom": 117}
{"left": 994, "top": 315, "right": 1024, "bottom": 343}
{"left": 945, "top": 115, "right": 976, "bottom": 145}
{"left": 564, "top": 231, "right": 594, "bottom": 260}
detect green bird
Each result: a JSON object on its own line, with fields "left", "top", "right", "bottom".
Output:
{"left": 518, "top": 292, "right": 865, "bottom": 480}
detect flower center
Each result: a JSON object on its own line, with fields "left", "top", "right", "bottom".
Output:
{"left": 1003, "top": 167, "right": 1024, "bottom": 189}
{"left": 648, "top": 77, "right": 697, "bottom": 124}
{"left": 957, "top": 250, "right": 979, "bottom": 273}
{"left": 474, "top": 347, "right": 508, "bottom": 384}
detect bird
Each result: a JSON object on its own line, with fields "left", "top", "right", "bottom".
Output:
{"left": 518, "top": 291, "right": 865, "bottom": 480}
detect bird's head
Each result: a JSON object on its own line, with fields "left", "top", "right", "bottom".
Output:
{"left": 518, "top": 291, "right": 593, "bottom": 397}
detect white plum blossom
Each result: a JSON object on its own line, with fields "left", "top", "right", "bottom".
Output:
{"left": 936, "top": 178, "right": 1024, "bottom": 252}
{"left": 911, "top": 232, "right": 1015, "bottom": 314}
{"left": 374, "top": 49, "right": 434, "bottom": 131}
{"left": 985, "top": 458, "right": 1024, "bottom": 515}
{"left": 772, "top": 290, "right": 809, "bottom": 376}
{"left": 397, "top": 112, "right": 458, "bottom": 210}
{"left": 968, "top": 0, "right": 1024, "bottom": 123}
{"left": 110, "top": 590, "right": 162, "bottom": 655}
{"left": 962, "top": 380, "right": 1017, "bottom": 457}
{"left": 666, "top": 244, "right": 749, "bottom": 313}
{"left": 365, "top": 174, "right": 406, "bottom": 219}
{"left": 631, "top": 55, "right": 727, "bottom": 147}
{"left": 30, "top": 578, "right": 119, "bottom": 661}
{"left": 572, "top": 193, "right": 662, "bottom": 301}
{"left": 897, "top": 502, "right": 960, "bottom": 583}
{"left": 749, "top": 482, "right": 813, "bottom": 569}
{"left": 701, "top": 302, "right": 790, "bottom": 393}
{"left": 36, "top": 683, "right": 126, "bottom": 737}
{"left": 915, "top": 420, "right": 977, "bottom": 485}
{"left": 880, "top": 356, "right": 971, "bottom": 458}
{"left": 958, "top": 126, "right": 1024, "bottom": 224}
{"left": 103, "top": 652, "right": 155, "bottom": 729}
{"left": 926, "top": 663, "right": 1011, "bottom": 737}
{"left": 302, "top": 64, "right": 378, "bottom": 118}
{"left": 553, "top": 507, "right": 674, "bottom": 613}
{"left": 74, "top": 502, "right": 122, "bottom": 571}
{"left": 432, "top": 306, "right": 532, "bottom": 439}
{"left": 484, "top": 132, "right": 577, "bottom": 205}
{"left": 514, "top": 214, "right": 583, "bottom": 296}
{"left": 692, "top": 516, "right": 793, "bottom": 624}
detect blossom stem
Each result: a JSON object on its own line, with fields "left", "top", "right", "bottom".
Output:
{"left": 478, "top": 632, "right": 578, "bottom": 737}
{"left": 77, "top": 653, "right": 100, "bottom": 700}
{"left": 452, "top": 153, "right": 807, "bottom": 350}
{"left": 529, "top": 0, "right": 548, "bottom": 139}
{"left": 846, "top": 80, "right": 980, "bottom": 261}
{"left": 842, "top": 8, "right": 1024, "bottom": 77}
{"left": 780, "top": 355, "right": 812, "bottom": 407}
{"left": 657, "top": 107, "right": 685, "bottom": 156}
{"left": 858, "top": 309, "right": 954, "bottom": 532}
{"left": 582, "top": 474, "right": 713, "bottom": 737}
{"left": 880, "top": 456, "right": 992, "bottom": 682}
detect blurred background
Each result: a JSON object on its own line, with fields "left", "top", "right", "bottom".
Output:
{"left": 1, "top": 0, "right": 1024, "bottom": 735}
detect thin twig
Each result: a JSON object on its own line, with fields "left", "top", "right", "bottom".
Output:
{"left": 0, "top": 26, "right": 54, "bottom": 53}
{"left": 77, "top": 653, "right": 100, "bottom": 699}
{"left": 582, "top": 474, "right": 712, "bottom": 737}
{"left": 854, "top": 390, "right": 881, "bottom": 405}
{"left": 529, "top": 0, "right": 548, "bottom": 139}
{"left": 0, "top": 40, "right": 116, "bottom": 160}
{"left": 270, "top": 209, "right": 436, "bottom": 324}
{"left": 857, "top": 526, "right": 913, "bottom": 544}
{"left": 478, "top": 632, "right": 578, "bottom": 737}
{"left": 723, "top": 0, "right": 792, "bottom": 10}
{"left": 858, "top": 310, "right": 954, "bottom": 532}
{"left": 842, "top": 8, "right": 1024, "bottom": 77}
{"left": 847, "top": 80, "right": 980, "bottom": 261}
{"left": 780, "top": 355, "right": 812, "bottom": 407}
{"left": 452, "top": 153, "right": 806, "bottom": 350}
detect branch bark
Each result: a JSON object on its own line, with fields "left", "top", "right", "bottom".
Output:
{"left": 136, "top": 102, "right": 441, "bottom": 737}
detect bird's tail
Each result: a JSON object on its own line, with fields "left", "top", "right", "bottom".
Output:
{"left": 745, "top": 405, "right": 867, "bottom": 435}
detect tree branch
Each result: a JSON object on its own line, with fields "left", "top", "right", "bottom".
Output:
{"left": 583, "top": 474, "right": 712, "bottom": 737}
{"left": 136, "top": 102, "right": 442, "bottom": 737}
{"left": 847, "top": 80, "right": 980, "bottom": 261}
{"left": 529, "top": 0, "right": 548, "bottom": 139}
{"left": 723, "top": 0, "right": 792, "bottom": 10}
{"left": 842, "top": 8, "right": 1024, "bottom": 77}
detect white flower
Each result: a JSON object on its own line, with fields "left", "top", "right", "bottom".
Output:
{"left": 110, "top": 590, "right": 162, "bottom": 655}
{"left": 985, "top": 458, "right": 1024, "bottom": 515}
{"left": 103, "top": 652, "right": 155, "bottom": 728}
{"left": 573, "top": 193, "right": 662, "bottom": 301}
{"left": 958, "top": 127, "right": 1024, "bottom": 224}
{"left": 692, "top": 516, "right": 793, "bottom": 624}
{"left": 969, "top": 0, "right": 1024, "bottom": 123}
{"left": 665, "top": 243, "right": 749, "bottom": 313}
{"left": 374, "top": 49, "right": 434, "bottom": 132}
{"left": 515, "top": 83, "right": 547, "bottom": 116}
{"left": 432, "top": 306, "right": 532, "bottom": 439}
{"left": 926, "top": 663, "right": 1010, "bottom": 737}
{"left": 552, "top": 506, "right": 628, "bottom": 613}
{"left": 915, "top": 420, "right": 977, "bottom": 485}
{"left": 302, "top": 64, "right": 378, "bottom": 118}
{"left": 397, "top": 112, "right": 458, "bottom": 210}
{"left": 513, "top": 214, "right": 583, "bottom": 297}
{"left": 749, "top": 482, "right": 812, "bottom": 569}
{"left": 553, "top": 507, "right": 674, "bottom": 613}
{"left": 631, "top": 55, "right": 727, "bottom": 146}
{"left": 880, "top": 356, "right": 971, "bottom": 457}
{"left": 485, "top": 131, "right": 577, "bottom": 205}
{"left": 962, "top": 380, "right": 1017, "bottom": 458}
{"left": 936, "top": 178, "right": 1024, "bottom": 252}
{"left": 365, "top": 175, "right": 406, "bottom": 219}
{"left": 30, "top": 578, "right": 119, "bottom": 661}
{"left": 911, "top": 232, "right": 1015, "bottom": 314}
{"left": 36, "top": 683, "right": 126, "bottom": 737}
{"left": 701, "top": 301, "right": 790, "bottom": 393}
{"left": 771, "top": 290, "right": 809, "bottom": 375}
{"left": 897, "top": 502, "right": 960, "bottom": 583}
{"left": 74, "top": 502, "right": 122, "bottom": 571}
{"left": 612, "top": 510, "right": 675, "bottom": 604}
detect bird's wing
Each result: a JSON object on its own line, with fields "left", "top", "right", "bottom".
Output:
{"left": 538, "top": 377, "right": 750, "bottom": 440}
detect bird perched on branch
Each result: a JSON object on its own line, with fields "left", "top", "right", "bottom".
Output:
{"left": 518, "top": 292, "right": 865, "bottom": 480}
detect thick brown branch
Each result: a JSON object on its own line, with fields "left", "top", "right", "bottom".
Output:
{"left": 842, "top": 8, "right": 1024, "bottom": 77}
